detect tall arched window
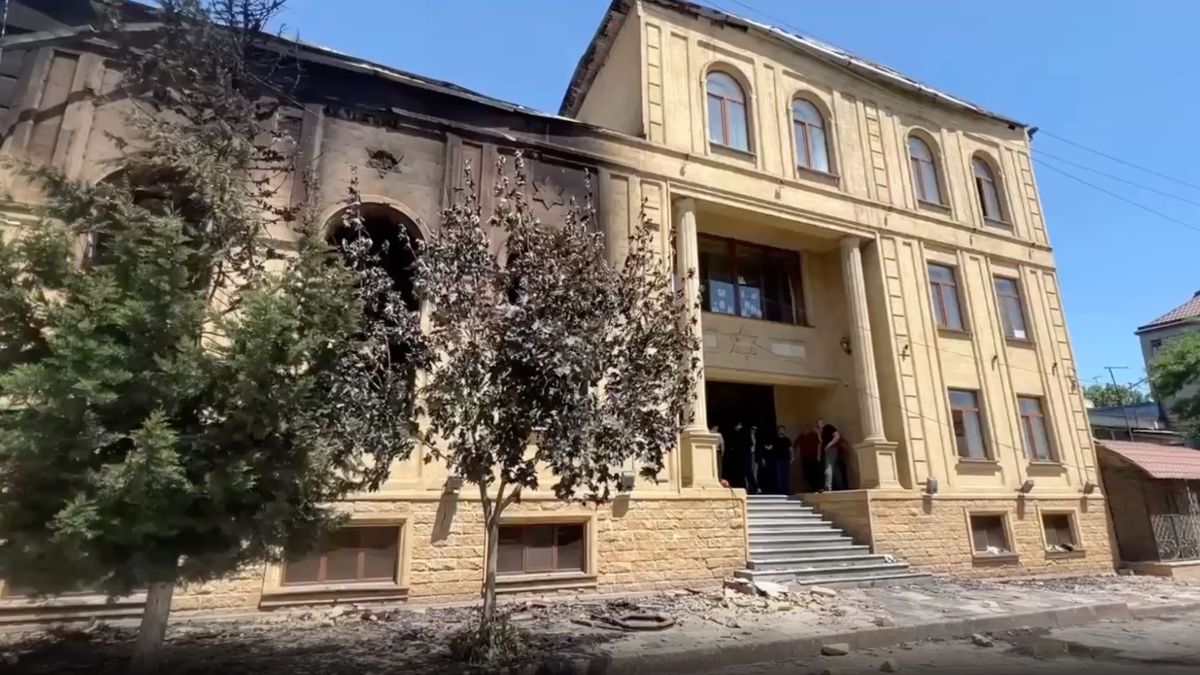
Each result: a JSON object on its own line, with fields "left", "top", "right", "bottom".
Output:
{"left": 972, "top": 156, "right": 1004, "bottom": 221}
{"left": 706, "top": 71, "right": 749, "bottom": 151}
{"left": 792, "top": 98, "right": 829, "bottom": 173}
{"left": 908, "top": 135, "right": 943, "bottom": 205}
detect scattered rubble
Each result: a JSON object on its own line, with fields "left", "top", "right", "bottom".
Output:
{"left": 811, "top": 586, "right": 839, "bottom": 598}
{"left": 822, "top": 642, "right": 851, "bottom": 656}
{"left": 970, "top": 633, "right": 994, "bottom": 648}
{"left": 880, "top": 657, "right": 900, "bottom": 672}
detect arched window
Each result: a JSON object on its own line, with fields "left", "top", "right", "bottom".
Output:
{"left": 792, "top": 98, "right": 829, "bottom": 173}
{"left": 908, "top": 135, "right": 943, "bottom": 205}
{"left": 972, "top": 156, "right": 1004, "bottom": 221}
{"left": 706, "top": 71, "right": 749, "bottom": 151}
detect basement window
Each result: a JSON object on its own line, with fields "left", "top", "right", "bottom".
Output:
{"left": 1042, "top": 513, "right": 1078, "bottom": 553}
{"left": 496, "top": 523, "right": 585, "bottom": 576}
{"left": 282, "top": 526, "right": 400, "bottom": 586}
{"left": 970, "top": 514, "right": 1012, "bottom": 556}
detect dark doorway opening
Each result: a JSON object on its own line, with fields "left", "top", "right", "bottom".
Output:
{"left": 707, "top": 381, "right": 782, "bottom": 493}
{"left": 707, "top": 381, "right": 776, "bottom": 438}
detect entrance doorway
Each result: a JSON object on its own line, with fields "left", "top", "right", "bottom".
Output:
{"left": 707, "top": 381, "right": 781, "bottom": 493}
{"left": 707, "top": 381, "right": 776, "bottom": 438}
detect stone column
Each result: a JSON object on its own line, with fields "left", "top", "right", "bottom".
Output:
{"left": 674, "top": 198, "right": 722, "bottom": 488}
{"left": 839, "top": 237, "right": 901, "bottom": 489}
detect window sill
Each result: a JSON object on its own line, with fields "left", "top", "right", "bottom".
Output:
{"left": 983, "top": 217, "right": 1013, "bottom": 230}
{"left": 1045, "top": 548, "right": 1086, "bottom": 559}
{"left": 796, "top": 164, "right": 840, "bottom": 185}
{"left": 263, "top": 581, "right": 407, "bottom": 597}
{"left": 1026, "top": 460, "right": 1067, "bottom": 476}
{"left": 1005, "top": 336, "right": 1035, "bottom": 348}
{"left": 957, "top": 458, "right": 1001, "bottom": 474}
{"left": 937, "top": 327, "right": 971, "bottom": 339}
{"left": 495, "top": 571, "right": 596, "bottom": 593}
{"left": 918, "top": 199, "right": 951, "bottom": 214}
{"left": 0, "top": 592, "right": 147, "bottom": 609}
{"left": 711, "top": 143, "right": 757, "bottom": 162}
{"left": 972, "top": 552, "right": 1019, "bottom": 563}
{"left": 701, "top": 310, "right": 811, "bottom": 329}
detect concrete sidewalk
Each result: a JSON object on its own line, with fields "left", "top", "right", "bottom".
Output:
{"left": 541, "top": 576, "right": 1200, "bottom": 675}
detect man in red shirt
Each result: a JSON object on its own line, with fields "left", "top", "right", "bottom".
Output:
{"left": 796, "top": 423, "right": 822, "bottom": 493}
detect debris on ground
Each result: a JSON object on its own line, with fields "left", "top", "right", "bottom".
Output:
{"left": 880, "top": 657, "right": 900, "bottom": 672}
{"left": 822, "top": 642, "right": 851, "bottom": 656}
{"left": 971, "top": 633, "right": 994, "bottom": 647}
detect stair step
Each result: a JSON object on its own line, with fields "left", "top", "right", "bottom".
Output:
{"left": 748, "top": 571, "right": 934, "bottom": 588}
{"left": 735, "top": 561, "right": 912, "bottom": 581}
{"left": 748, "top": 522, "right": 841, "bottom": 532}
{"left": 749, "top": 543, "right": 870, "bottom": 558}
{"left": 747, "top": 507, "right": 820, "bottom": 515}
{"left": 744, "top": 514, "right": 830, "bottom": 526}
{"left": 747, "top": 554, "right": 892, "bottom": 571}
{"left": 746, "top": 501, "right": 813, "bottom": 510}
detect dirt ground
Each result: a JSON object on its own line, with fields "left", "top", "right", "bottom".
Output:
{"left": 2, "top": 575, "right": 1198, "bottom": 674}
{"left": 0, "top": 584, "right": 869, "bottom": 674}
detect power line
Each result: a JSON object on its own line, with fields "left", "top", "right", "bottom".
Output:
{"left": 1033, "top": 158, "right": 1200, "bottom": 235}
{"left": 707, "top": 0, "right": 1200, "bottom": 214}
{"left": 1036, "top": 130, "right": 1200, "bottom": 193}
{"left": 1034, "top": 150, "right": 1200, "bottom": 209}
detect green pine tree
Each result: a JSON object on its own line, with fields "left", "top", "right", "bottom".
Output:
{"left": 0, "top": 2, "right": 424, "bottom": 672}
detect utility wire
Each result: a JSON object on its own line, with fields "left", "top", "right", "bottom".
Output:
{"left": 707, "top": 0, "right": 1200, "bottom": 217}
{"left": 1034, "top": 150, "right": 1200, "bottom": 209}
{"left": 1033, "top": 159, "right": 1200, "bottom": 235}
{"left": 1036, "top": 129, "right": 1200, "bottom": 193}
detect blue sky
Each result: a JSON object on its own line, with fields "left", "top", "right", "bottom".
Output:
{"left": 276, "top": 0, "right": 1200, "bottom": 388}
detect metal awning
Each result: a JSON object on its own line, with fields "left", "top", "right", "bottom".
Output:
{"left": 1098, "top": 440, "right": 1200, "bottom": 480}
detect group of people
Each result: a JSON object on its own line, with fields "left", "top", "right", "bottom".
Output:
{"left": 713, "top": 419, "right": 850, "bottom": 495}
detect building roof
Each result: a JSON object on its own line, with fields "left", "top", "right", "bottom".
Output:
{"left": 1137, "top": 291, "right": 1200, "bottom": 333}
{"left": 560, "top": 0, "right": 1027, "bottom": 128}
{"left": 1098, "top": 440, "right": 1200, "bottom": 480}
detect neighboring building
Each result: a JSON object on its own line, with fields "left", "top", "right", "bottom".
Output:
{"left": 563, "top": 0, "right": 1113, "bottom": 577}
{"left": 1089, "top": 401, "right": 1182, "bottom": 445}
{"left": 0, "top": 0, "right": 1116, "bottom": 620}
{"left": 1097, "top": 440, "right": 1200, "bottom": 579}
{"left": 1136, "top": 290, "right": 1200, "bottom": 428}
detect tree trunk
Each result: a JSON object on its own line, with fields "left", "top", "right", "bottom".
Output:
{"left": 480, "top": 505, "right": 500, "bottom": 633}
{"left": 129, "top": 578, "right": 176, "bottom": 675}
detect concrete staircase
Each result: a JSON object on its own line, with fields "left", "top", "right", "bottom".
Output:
{"left": 735, "top": 494, "right": 931, "bottom": 586}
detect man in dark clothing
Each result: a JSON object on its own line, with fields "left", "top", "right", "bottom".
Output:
{"left": 726, "top": 421, "right": 758, "bottom": 493}
{"left": 744, "top": 424, "right": 760, "bottom": 494}
{"left": 770, "top": 425, "right": 793, "bottom": 495}
{"left": 818, "top": 418, "right": 842, "bottom": 492}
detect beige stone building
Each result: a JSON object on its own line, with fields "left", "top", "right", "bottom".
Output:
{"left": 560, "top": 0, "right": 1115, "bottom": 578}
{"left": 0, "top": 0, "right": 1114, "bottom": 621}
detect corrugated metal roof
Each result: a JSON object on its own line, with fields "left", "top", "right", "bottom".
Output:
{"left": 1099, "top": 440, "right": 1200, "bottom": 480}
{"left": 1138, "top": 292, "right": 1200, "bottom": 332}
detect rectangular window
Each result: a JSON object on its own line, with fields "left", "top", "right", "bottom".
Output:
{"left": 282, "top": 526, "right": 399, "bottom": 586}
{"left": 1042, "top": 513, "right": 1077, "bottom": 551}
{"left": 699, "top": 235, "right": 805, "bottom": 324}
{"left": 1018, "top": 396, "right": 1054, "bottom": 461}
{"left": 949, "top": 389, "right": 987, "bottom": 459}
{"left": 970, "top": 514, "right": 1011, "bottom": 554}
{"left": 497, "top": 523, "right": 586, "bottom": 576}
{"left": 928, "top": 263, "right": 964, "bottom": 331}
{"left": 994, "top": 277, "right": 1029, "bottom": 340}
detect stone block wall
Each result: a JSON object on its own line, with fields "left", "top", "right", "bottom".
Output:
{"left": 869, "top": 496, "right": 1116, "bottom": 577}
{"left": 802, "top": 492, "right": 872, "bottom": 545}
{"left": 118, "top": 492, "right": 745, "bottom": 617}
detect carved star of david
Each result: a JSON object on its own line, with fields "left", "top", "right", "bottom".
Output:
{"left": 532, "top": 175, "right": 566, "bottom": 209}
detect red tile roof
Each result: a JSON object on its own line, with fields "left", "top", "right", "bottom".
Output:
{"left": 1139, "top": 292, "right": 1200, "bottom": 331}
{"left": 1099, "top": 440, "right": 1200, "bottom": 480}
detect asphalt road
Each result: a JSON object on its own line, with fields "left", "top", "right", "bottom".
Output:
{"left": 700, "top": 610, "right": 1200, "bottom": 675}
